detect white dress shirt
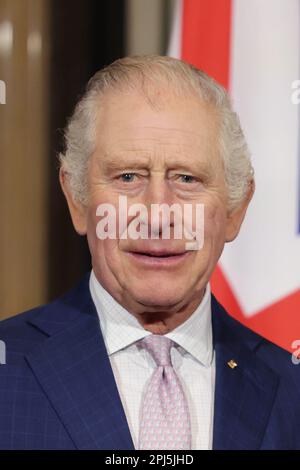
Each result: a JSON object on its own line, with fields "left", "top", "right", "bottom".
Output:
{"left": 89, "top": 270, "right": 215, "bottom": 450}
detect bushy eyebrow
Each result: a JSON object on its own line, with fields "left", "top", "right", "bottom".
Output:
{"left": 165, "top": 159, "right": 214, "bottom": 174}
{"left": 98, "top": 152, "right": 215, "bottom": 178}
{"left": 99, "top": 155, "right": 150, "bottom": 172}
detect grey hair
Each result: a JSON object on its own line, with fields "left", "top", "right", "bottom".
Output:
{"left": 59, "top": 55, "right": 253, "bottom": 209}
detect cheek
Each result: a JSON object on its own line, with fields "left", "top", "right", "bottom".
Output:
{"left": 191, "top": 204, "right": 226, "bottom": 277}
{"left": 86, "top": 206, "right": 99, "bottom": 248}
{"left": 204, "top": 203, "right": 227, "bottom": 243}
{"left": 86, "top": 203, "right": 123, "bottom": 266}
{"left": 86, "top": 205, "right": 112, "bottom": 259}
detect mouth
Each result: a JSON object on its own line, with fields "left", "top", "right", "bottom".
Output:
{"left": 125, "top": 249, "right": 191, "bottom": 267}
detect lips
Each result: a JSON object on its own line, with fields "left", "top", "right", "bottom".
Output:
{"left": 129, "top": 249, "right": 187, "bottom": 257}
{"left": 124, "top": 246, "right": 191, "bottom": 268}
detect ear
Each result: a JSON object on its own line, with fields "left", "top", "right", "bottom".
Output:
{"left": 225, "top": 179, "right": 255, "bottom": 242}
{"left": 59, "top": 168, "right": 87, "bottom": 235}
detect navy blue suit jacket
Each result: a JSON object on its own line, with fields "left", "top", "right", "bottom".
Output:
{"left": 0, "top": 273, "right": 299, "bottom": 449}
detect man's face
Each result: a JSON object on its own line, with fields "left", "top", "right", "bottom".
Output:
{"left": 63, "top": 88, "right": 251, "bottom": 316}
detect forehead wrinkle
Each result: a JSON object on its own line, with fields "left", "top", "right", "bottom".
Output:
{"left": 96, "top": 147, "right": 217, "bottom": 178}
{"left": 105, "top": 132, "right": 212, "bottom": 152}
{"left": 107, "top": 128, "right": 215, "bottom": 149}
{"left": 127, "top": 125, "right": 205, "bottom": 137}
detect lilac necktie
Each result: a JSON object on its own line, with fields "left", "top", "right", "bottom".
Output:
{"left": 138, "top": 335, "right": 192, "bottom": 450}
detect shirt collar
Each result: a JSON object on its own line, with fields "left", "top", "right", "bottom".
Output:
{"left": 89, "top": 270, "right": 213, "bottom": 367}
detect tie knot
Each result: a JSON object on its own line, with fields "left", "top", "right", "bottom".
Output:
{"left": 140, "top": 335, "right": 173, "bottom": 366}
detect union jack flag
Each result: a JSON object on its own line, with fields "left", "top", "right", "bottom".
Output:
{"left": 169, "top": 0, "right": 300, "bottom": 352}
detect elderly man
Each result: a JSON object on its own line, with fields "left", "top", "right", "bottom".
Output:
{"left": 0, "top": 56, "right": 299, "bottom": 450}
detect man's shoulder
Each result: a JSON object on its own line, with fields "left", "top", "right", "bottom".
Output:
{"left": 212, "top": 295, "right": 299, "bottom": 383}
{"left": 0, "top": 303, "right": 48, "bottom": 346}
{"left": 0, "top": 272, "right": 93, "bottom": 361}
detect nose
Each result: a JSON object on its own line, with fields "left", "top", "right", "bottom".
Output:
{"left": 145, "top": 173, "right": 174, "bottom": 206}
{"left": 141, "top": 174, "right": 178, "bottom": 239}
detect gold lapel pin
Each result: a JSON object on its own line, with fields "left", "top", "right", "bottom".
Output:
{"left": 227, "top": 359, "right": 238, "bottom": 369}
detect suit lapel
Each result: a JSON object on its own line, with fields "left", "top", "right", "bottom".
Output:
{"left": 211, "top": 296, "right": 280, "bottom": 450}
{"left": 26, "top": 276, "right": 134, "bottom": 450}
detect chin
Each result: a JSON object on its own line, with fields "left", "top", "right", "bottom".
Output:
{"left": 128, "top": 282, "right": 189, "bottom": 309}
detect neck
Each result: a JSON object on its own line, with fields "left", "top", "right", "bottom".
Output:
{"left": 91, "top": 269, "right": 207, "bottom": 334}
{"left": 123, "top": 290, "right": 206, "bottom": 334}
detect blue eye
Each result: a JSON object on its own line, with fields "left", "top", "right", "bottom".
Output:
{"left": 179, "top": 174, "right": 195, "bottom": 183}
{"left": 120, "top": 173, "right": 136, "bottom": 182}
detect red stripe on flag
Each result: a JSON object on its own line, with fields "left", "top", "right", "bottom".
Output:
{"left": 212, "top": 267, "right": 300, "bottom": 353}
{"left": 181, "top": 0, "right": 232, "bottom": 88}
{"left": 246, "top": 290, "right": 300, "bottom": 353}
